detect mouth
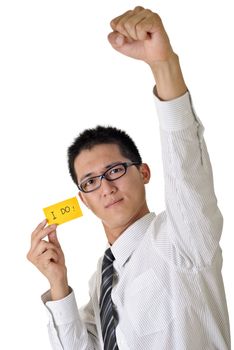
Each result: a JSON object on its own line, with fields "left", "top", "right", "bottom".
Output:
{"left": 105, "top": 198, "right": 123, "bottom": 209}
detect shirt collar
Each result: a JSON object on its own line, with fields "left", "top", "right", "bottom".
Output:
{"left": 111, "top": 212, "right": 156, "bottom": 268}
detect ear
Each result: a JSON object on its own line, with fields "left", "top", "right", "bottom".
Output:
{"left": 139, "top": 163, "right": 151, "bottom": 184}
{"left": 78, "top": 191, "right": 90, "bottom": 209}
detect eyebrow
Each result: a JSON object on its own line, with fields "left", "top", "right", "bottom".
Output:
{"left": 80, "top": 161, "right": 124, "bottom": 183}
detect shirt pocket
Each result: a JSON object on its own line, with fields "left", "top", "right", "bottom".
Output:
{"left": 125, "top": 268, "right": 174, "bottom": 336}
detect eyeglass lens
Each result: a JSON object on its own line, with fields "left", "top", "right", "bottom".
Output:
{"left": 81, "top": 164, "right": 126, "bottom": 192}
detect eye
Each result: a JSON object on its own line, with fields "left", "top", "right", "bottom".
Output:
{"left": 111, "top": 166, "right": 123, "bottom": 173}
{"left": 86, "top": 178, "right": 95, "bottom": 185}
{"left": 108, "top": 165, "right": 125, "bottom": 177}
{"left": 82, "top": 178, "right": 97, "bottom": 190}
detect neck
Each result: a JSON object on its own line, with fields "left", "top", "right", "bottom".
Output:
{"left": 103, "top": 202, "right": 150, "bottom": 245}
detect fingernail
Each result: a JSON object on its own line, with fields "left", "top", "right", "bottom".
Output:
{"left": 116, "top": 35, "right": 124, "bottom": 46}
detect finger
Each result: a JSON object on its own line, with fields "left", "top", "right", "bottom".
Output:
{"left": 136, "top": 14, "right": 163, "bottom": 40}
{"left": 110, "top": 6, "right": 145, "bottom": 30}
{"left": 123, "top": 10, "right": 152, "bottom": 41}
{"left": 134, "top": 17, "right": 154, "bottom": 41}
{"left": 110, "top": 9, "right": 154, "bottom": 42}
{"left": 33, "top": 240, "right": 60, "bottom": 257}
{"left": 110, "top": 10, "right": 132, "bottom": 30}
{"left": 30, "top": 225, "right": 57, "bottom": 253}
{"left": 48, "top": 231, "right": 61, "bottom": 249}
{"left": 33, "top": 239, "right": 49, "bottom": 256}
{"left": 133, "top": 6, "right": 145, "bottom": 12}
{"left": 31, "top": 218, "right": 47, "bottom": 237}
{"left": 110, "top": 11, "right": 135, "bottom": 40}
{"left": 28, "top": 240, "right": 59, "bottom": 263}
{"left": 108, "top": 32, "right": 130, "bottom": 49}
{"left": 31, "top": 223, "right": 57, "bottom": 246}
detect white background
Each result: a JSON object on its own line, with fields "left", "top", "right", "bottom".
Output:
{"left": 0, "top": 0, "right": 233, "bottom": 348}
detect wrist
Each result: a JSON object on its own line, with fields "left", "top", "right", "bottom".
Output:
{"left": 149, "top": 53, "right": 187, "bottom": 101}
{"left": 50, "top": 277, "right": 69, "bottom": 301}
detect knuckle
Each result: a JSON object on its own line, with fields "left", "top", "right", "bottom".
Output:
{"left": 38, "top": 240, "right": 47, "bottom": 252}
{"left": 125, "top": 10, "right": 133, "bottom": 16}
{"left": 111, "top": 18, "right": 120, "bottom": 28}
{"left": 115, "top": 22, "right": 123, "bottom": 33}
{"left": 27, "top": 251, "right": 37, "bottom": 265}
{"left": 134, "top": 6, "right": 144, "bottom": 11}
{"left": 123, "top": 10, "right": 133, "bottom": 17}
{"left": 144, "top": 8, "right": 152, "bottom": 14}
{"left": 152, "top": 12, "right": 161, "bottom": 23}
{"left": 26, "top": 251, "right": 31, "bottom": 261}
{"left": 110, "top": 20, "right": 116, "bottom": 30}
{"left": 31, "top": 229, "right": 37, "bottom": 240}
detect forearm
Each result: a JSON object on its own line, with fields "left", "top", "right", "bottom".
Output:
{"left": 150, "top": 53, "right": 187, "bottom": 101}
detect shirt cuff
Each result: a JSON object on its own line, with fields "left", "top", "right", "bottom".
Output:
{"left": 42, "top": 288, "right": 80, "bottom": 326}
{"left": 153, "top": 87, "right": 198, "bottom": 132}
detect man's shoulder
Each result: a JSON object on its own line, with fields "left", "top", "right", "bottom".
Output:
{"left": 148, "top": 210, "right": 167, "bottom": 235}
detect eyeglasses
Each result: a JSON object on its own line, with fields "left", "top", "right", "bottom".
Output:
{"left": 78, "top": 161, "right": 141, "bottom": 193}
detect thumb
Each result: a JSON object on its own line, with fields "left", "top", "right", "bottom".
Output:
{"left": 48, "top": 229, "right": 60, "bottom": 248}
{"left": 108, "top": 32, "right": 129, "bottom": 48}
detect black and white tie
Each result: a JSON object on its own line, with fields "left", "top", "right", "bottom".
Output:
{"left": 99, "top": 248, "right": 119, "bottom": 350}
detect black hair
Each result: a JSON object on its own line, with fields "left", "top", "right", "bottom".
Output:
{"left": 67, "top": 125, "right": 142, "bottom": 186}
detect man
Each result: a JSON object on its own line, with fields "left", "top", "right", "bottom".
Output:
{"left": 27, "top": 6, "right": 231, "bottom": 349}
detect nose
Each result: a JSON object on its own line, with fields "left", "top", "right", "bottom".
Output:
{"left": 100, "top": 178, "right": 117, "bottom": 195}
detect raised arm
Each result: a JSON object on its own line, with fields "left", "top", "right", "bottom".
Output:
{"left": 108, "top": 7, "right": 223, "bottom": 267}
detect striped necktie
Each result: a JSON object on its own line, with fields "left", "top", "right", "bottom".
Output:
{"left": 99, "top": 248, "right": 119, "bottom": 350}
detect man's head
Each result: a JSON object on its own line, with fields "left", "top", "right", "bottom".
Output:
{"left": 68, "top": 126, "right": 143, "bottom": 185}
{"left": 67, "top": 126, "right": 150, "bottom": 241}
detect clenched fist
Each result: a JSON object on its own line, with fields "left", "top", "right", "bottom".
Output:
{"left": 108, "top": 6, "right": 174, "bottom": 65}
{"left": 108, "top": 6, "right": 187, "bottom": 100}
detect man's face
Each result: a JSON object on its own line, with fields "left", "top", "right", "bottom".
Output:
{"left": 74, "top": 144, "right": 150, "bottom": 234}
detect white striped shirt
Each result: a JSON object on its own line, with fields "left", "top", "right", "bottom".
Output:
{"left": 42, "top": 91, "right": 231, "bottom": 349}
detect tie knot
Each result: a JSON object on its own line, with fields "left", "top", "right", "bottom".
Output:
{"left": 104, "top": 248, "right": 115, "bottom": 264}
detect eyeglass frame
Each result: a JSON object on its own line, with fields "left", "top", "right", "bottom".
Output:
{"left": 78, "top": 161, "right": 142, "bottom": 193}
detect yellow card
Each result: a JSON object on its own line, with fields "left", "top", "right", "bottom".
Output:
{"left": 43, "top": 197, "right": 83, "bottom": 225}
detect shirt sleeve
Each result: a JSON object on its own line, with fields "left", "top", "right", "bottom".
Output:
{"left": 154, "top": 89, "right": 223, "bottom": 268}
{"left": 41, "top": 286, "right": 100, "bottom": 350}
